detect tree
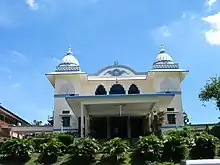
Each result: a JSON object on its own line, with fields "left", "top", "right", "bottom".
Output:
{"left": 151, "top": 111, "right": 165, "bottom": 136}
{"left": 183, "top": 111, "right": 189, "bottom": 125}
{"left": 32, "top": 120, "right": 42, "bottom": 126}
{"left": 199, "top": 76, "right": 220, "bottom": 110}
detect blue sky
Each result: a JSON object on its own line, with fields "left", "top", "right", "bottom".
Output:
{"left": 0, "top": 0, "right": 220, "bottom": 124}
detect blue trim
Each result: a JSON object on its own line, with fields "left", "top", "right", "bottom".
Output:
{"left": 65, "top": 93, "right": 175, "bottom": 99}
{"left": 53, "top": 128, "right": 78, "bottom": 132}
{"left": 156, "top": 91, "right": 181, "bottom": 95}
{"left": 55, "top": 92, "right": 180, "bottom": 98}
{"left": 54, "top": 94, "right": 79, "bottom": 98}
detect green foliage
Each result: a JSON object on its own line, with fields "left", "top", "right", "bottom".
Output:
{"left": 132, "top": 135, "right": 163, "bottom": 165}
{"left": 31, "top": 137, "right": 51, "bottom": 152}
{"left": 162, "top": 134, "right": 189, "bottom": 162}
{"left": 38, "top": 139, "right": 66, "bottom": 164}
{"left": 67, "top": 138, "right": 100, "bottom": 165}
{"left": 57, "top": 133, "right": 74, "bottom": 146}
{"left": 167, "top": 130, "right": 191, "bottom": 139}
{"left": 100, "top": 137, "right": 130, "bottom": 165}
{"left": 210, "top": 125, "right": 220, "bottom": 139}
{"left": 199, "top": 76, "right": 220, "bottom": 109}
{"left": 0, "top": 139, "right": 34, "bottom": 162}
{"left": 190, "top": 133, "right": 217, "bottom": 159}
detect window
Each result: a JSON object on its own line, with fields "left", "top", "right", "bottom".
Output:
{"left": 128, "top": 84, "right": 140, "bottom": 94}
{"left": 167, "top": 108, "right": 174, "bottom": 111}
{"left": 95, "top": 85, "right": 107, "bottom": 95}
{"left": 62, "top": 117, "right": 70, "bottom": 127}
{"left": 0, "top": 114, "right": 4, "bottom": 121}
{"left": 167, "top": 114, "right": 176, "bottom": 124}
{"left": 109, "top": 84, "right": 126, "bottom": 94}
{"left": 62, "top": 110, "right": 70, "bottom": 114}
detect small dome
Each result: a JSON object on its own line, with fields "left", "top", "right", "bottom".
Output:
{"left": 59, "top": 46, "right": 80, "bottom": 66}
{"left": 154, "top": 45, "right": 174, "bottom": 64}
{"left": 55, "top": 45, "right": 81, "bottom": 72}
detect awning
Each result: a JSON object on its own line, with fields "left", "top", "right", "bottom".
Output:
{"left": 65, "top": 93, "right": 175, "bottom": 117}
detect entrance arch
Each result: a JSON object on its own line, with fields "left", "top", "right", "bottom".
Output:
{"left": 95, "top": 85, "right": 107, "bottom": 95}
{"left": 109, "top": 84, "right": 126, "bottom": 94}
{"left": 128, "top": 84, "right": 140, "bottom": 94}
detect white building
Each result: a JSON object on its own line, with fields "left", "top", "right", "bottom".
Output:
{"left": 46, "top": 45, "right": 188, "bottom": 138}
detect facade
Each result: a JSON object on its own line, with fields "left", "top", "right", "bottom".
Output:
{"left": 0, "top": 105, "right": 30, "bottom": 138}
{"left": 46, "top": 45, "right": 188, "bottom": 138}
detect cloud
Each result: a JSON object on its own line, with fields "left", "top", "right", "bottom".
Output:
{"left": 52, "top": 57, "right": 60, "bottom": 64}
{"left": 206, "top": 0, "right": 218, "bottom": 9}
{"left": 10, "top": 50, "right": 28, "bottom": 63}
{"left": 158, "top": 26, "right": 172, "bottom": 37}
{"left": 202, "top": 12, "right": 220, "bottom": 45}
{"left": 25, "top": 0, "right": 38, "bottom": 10}
{"left": 11, "top": 83, "right": 21, "bottom": 88}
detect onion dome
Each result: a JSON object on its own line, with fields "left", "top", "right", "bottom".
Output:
{"left": 153, "top": 44, "right": 179, "bottom": 69}
{"left": 55, "top": 45, "right": 81, "bottom": 72}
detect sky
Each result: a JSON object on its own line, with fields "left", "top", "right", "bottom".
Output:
{"left": 0, "top": 0, "right": 220, "bottom": 124}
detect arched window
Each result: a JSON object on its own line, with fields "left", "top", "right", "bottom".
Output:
{"left": 109, "top": 84, "right": 126, "bottom": 95}
{"left": 128, "top": 84, "right": 140, "bottom": 94}
{"left": 95, "top": 85, "right": 107, "bottom": 95}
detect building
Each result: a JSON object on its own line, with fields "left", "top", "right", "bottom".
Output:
{"left": 0, "top": 105, "right": 30, "bottom": 138}
{"left": 46, "top": 45, "right": 188, "bottom": 138}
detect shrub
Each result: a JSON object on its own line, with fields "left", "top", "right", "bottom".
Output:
{"left": 162, "top": 134, "right": 189, "bottom": 162}
{"left": 68, "top": 138, "right": 101, "bottom": 165}
{"left": 31, "top": 138, "right": 51, "bottom": 152}
{"left": 167, "top": 129, "right": 191, "bottom": 139}
{"left": 131, "top": 135, "right": 163, "bottom": 165}
{"left": 100, "top": 137, "right": 130, "bottom": 165}
{"left": 190, "top": 133, "right": 217, "bottom": 159}
{"left": 38, "top": 139, "right": 66, "bottom": 164}
{"left": 210, "top": 125, "right": 220, "bottom": 139}
{"left": 57, "top": 133, "right": 74, "bottom": 146}
{"left": 0, "top": 139, "right": 34, "bottom": 162}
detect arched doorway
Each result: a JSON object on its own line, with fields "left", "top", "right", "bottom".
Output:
{"left": 128, "top": 84, "right": 140, "bottom": 94}
{"left": 109, "top": 84, "right": 126, "bottom": 94}
{"left": 95, "top": 85, "right": 107, "bottom": 95}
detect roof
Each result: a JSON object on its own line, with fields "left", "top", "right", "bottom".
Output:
{"left": 0, "top": 105, "right": 30, "bottom": 125}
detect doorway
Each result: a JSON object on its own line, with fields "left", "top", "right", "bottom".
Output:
{"left": 110, "top": 117, "right": 127, "bottom": 138}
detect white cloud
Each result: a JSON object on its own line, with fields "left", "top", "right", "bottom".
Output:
{"left": 11, "top": 83, "right": 21, "bottom": 88}
{"left": 25, "top": 0, "right": 38, "bottom": 10}
{"left": 10, "top": 50, "right": 28, "bottom": 63}
{"left": 52, "top": 57, "right": 60, "bottom": 64}
{"left": 206, "top": 0, "right": 218, "bottom": 8}
{"left": 158, "top": 26, "right": 171, "bottom": 37}
{"left": 202, "top": 12, "right": 220, "bottom": 45}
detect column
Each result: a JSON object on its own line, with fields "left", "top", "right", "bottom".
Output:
{"left": 80, "top": 103, "right": 84, "bottom": 138}
{"left": 107, "top": 117, "right": 110, "bottom": 138}
{"left": 127, "top": 116, "right": 131, "bottom": 138}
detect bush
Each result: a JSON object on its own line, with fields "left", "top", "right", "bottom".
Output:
{"left": 131, "top": 135, "right": 163, "bottom": 165}
{"left": 100, "top": 137, "right": 130, "bottom": 165}
{"left": 210, "top": 125, "right": 220, "bottom": 139}
{"left": 167, "top": 129, "right": 191, "bottom": 139}
{"left": 31, "top": 138, "right": 51, "bottom": 152}
{"left": 162, "top": 134, "right": 189, "bottom": 162}
{"left": 0, "top": 139, "right": 34, "bottom": 162}
{"left": 190, "top": 133, "right": 217, "bottom": 159}
{"left": 68, "top": 138, "right": 101, "bottom": 165}
{"left": 38, "top": 139, "right": 66, "bottom": 164}
{"left": 57, "top": 133, "right": 74, "bottom": 146}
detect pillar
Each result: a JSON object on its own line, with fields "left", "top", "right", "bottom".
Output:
{"left": 80, "top": 103, "right": 84, "bottom": 138}
{"left": 127, "top": 116, "right": 131, "bottom": 138}
{"left": 107, "top": 117, "right": 110, "bottom": 138}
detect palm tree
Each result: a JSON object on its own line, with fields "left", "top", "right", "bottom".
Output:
{"left": 183, "top": 111, "right": 189, "bottom": 125}
{"left": 32, "top": 120, "right": 42, "bottom": 126}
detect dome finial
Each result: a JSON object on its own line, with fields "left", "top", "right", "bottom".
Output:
{"left": 67, "top": 44, "right": 72, "bottom": 55}
{"left": 159, "top": 43, "right": 166, "bottom": 53}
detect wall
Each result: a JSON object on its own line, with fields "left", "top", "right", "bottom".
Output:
{"left": 53, "top": 70, "right": 185, "bottom": 131}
